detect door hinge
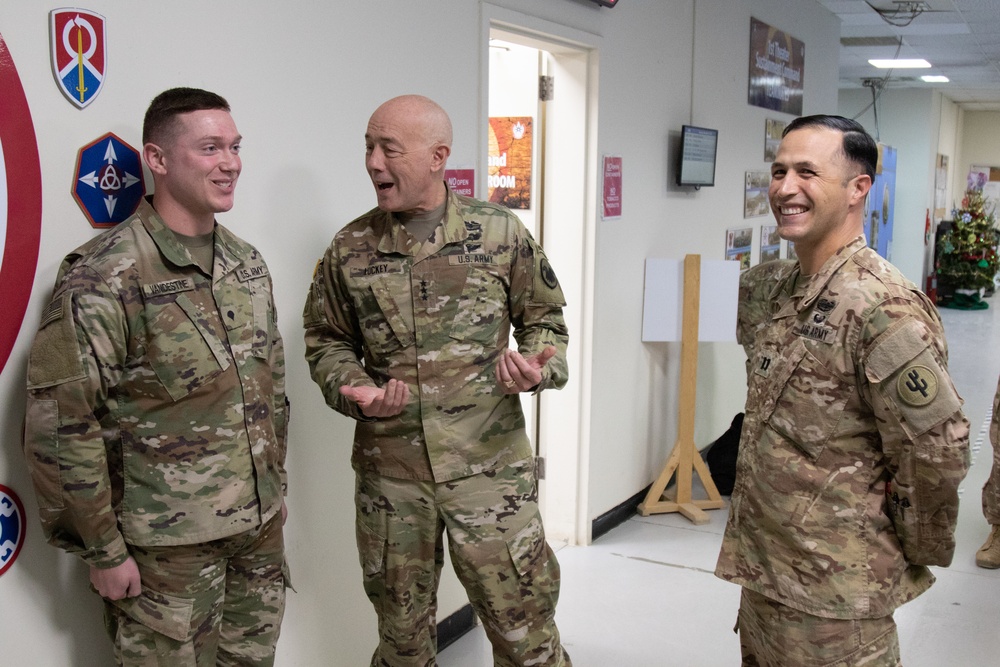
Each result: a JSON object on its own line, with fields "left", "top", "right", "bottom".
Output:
{"left": 539, "top": 75, "right": 554, "bottom": 102}
{"left": 535, "top": 455, "right": 546, "bottom": 480}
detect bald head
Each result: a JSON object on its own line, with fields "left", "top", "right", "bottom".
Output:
{"left": 365, "top": 95, "right": 453, "bottom": 214}
{"left": 371, "top": 95, "right": 453, "bottom": 150}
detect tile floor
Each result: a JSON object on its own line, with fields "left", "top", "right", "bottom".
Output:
{"left": 440, "top": 293, "right": 1000, "bottom": 667}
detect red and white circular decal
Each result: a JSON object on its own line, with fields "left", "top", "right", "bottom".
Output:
{"left": 0, "top": 33, "right": 43, "bottom": 377}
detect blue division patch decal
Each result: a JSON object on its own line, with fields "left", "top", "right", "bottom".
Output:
{"left": 0, "top": 484, "right": 26, "bottom": 577}
{"left": 72, "top": 132, "right": 145, "bottom": 228}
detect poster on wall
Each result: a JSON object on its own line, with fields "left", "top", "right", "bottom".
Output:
{"left": 748, "top": 17, "right": 804, "bottom": 115}
{"left": 759, "top": 224, "right": 780, "bottom": 263}
{"left": 0, "top": 32, "right": 43, "bottom": 379}
{"left": 866, "top": 144, "right": 897, "bottom": 260}
{"left": 488, "top": 116, "right": 532, "bottom": 209}
{"left": 744, "top": 171, "right": 770, "bottom": 218}
{"left": 602, "top": 155, "right": 622, "bottom": 220}
{"left": 50, "top": 8, "right": 107, "bottom": 109}
{"left": 764, "top": 118, "right": 786, "bottom": 161}
{"left": 934, "top": 154, "right": 949, "bottom": 219}
{"left": 726, "top": 226, "right": 753, "bottom": 271}
{"left": 969, "top": 165, "right": 1000, "bottom": 202}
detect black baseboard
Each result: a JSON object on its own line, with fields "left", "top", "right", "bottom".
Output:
{"left": 591, "top": 484, "right": 652, "bottom": 542}
{"left": 437, "top": 603, "right": 477, "bottom": 651}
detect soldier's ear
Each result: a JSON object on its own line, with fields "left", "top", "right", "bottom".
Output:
{"left": 144, "top": 143, "right": 167, "bottom": 175}
{"left": 430, "top": 143, "right": 450, "bottom": 171}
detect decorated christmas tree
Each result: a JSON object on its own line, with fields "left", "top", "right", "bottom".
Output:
{"left": 937, "top": 187, "right": 999, "bottom": 306}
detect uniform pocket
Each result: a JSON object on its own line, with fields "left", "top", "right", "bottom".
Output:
{"left": 359, "top": 278, "right": 414, "bottom": 354}
{"left": 23, "top": 398, "right": 63, "bottom": 512}
{"left": 766, "top": 347, "right": 849, "bottom": 462}
{"left": 450, "top": 266, "right": 506, "bottom": 346}
{"left": 144, "top": 296, "right": 227, "bottom": 401}
{"left": 112, "top": 588, "right": 194, "bottom": 642}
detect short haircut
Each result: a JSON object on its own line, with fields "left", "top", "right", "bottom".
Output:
{"left": 142, "top": 87, "right": 230, "bottom": 145}
{"left": 783, "top": 115, "right": 877, "bottom": 181}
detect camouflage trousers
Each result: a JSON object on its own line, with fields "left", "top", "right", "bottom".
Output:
{"left": 103, "top": 512, "right": 288, "bottom": 666}
{"left": 983, "top": 434, "right": 1000, "bottom": 525}
{"left": 355, "top": 461, "right": 571, "bottom": 667}
{"left": 737, "top": 589, "right": 900, "bottom": 667}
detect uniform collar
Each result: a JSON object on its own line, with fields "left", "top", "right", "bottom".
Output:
{"left": 139, "top": 197, "right": 245, "bottom": 278}
{"left": 376, "top": 184, "right": 469, "bottom": 259}
{"left": 789, "top": 236, "right": 868, "bottom": 313}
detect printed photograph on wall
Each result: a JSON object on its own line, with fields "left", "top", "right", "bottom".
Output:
{"left": 764, "top": 118, "right": 786, "bottom": 161}
{"left": 748, "top": 17, "right": 804, "bottom": 115}
{"left": 488, "top": 116, "right": 532, "bottom": 209}
{"left": 759, "top": 224, "right": 780, "bottom": 263}
{"left": 744, "top": 170, "right": 770, "bottom": 218}
{"left": 726, "top": 226, "right": 753, "bottom": 271}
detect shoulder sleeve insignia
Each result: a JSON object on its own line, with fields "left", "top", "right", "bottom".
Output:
{"left": 896, "top": 365, "right": 939, "bottom": 407}
{"left": 540, "top": 258, "right": 559, "bottom": 290}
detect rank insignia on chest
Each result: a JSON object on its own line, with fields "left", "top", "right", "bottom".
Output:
{"left": 794, "top": 322, "right": 835, "bottom": 343}
{"left": 754, "top": 352, "right": 774, "bottom": 378}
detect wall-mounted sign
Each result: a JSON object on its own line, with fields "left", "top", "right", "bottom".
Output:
{"left": 50, "top": 8, "right": 107, "bottom": 109}
{"left": 73, "top": 132, "right": 146, "bottom": 228}
{"left": 602, "top": 155, "right": 622, "bottom": 220}
{"left": 488, "top": 116, "right": 532, "bottom": 210}
{"left": 748, "top": 17, "right": 804, "bottom": 116}
{"left": 0, "top": 33, "right": 43, "bottom": 379}
{"left": 0, "top": 484, "right": 26, "bottom": 577}
{"left": 445, "top": 168, "right": 475, "bottom": 197}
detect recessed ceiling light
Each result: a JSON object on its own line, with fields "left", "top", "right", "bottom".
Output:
{"left": 869, "top": 58, "right": 932, "bottom": 68}
{"left": 921, "top": 75, "right": 950, "bottom": 83}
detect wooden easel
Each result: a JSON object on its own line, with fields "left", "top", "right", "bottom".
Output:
{"left": 637, "top": 254, "right": 724, "bottom": 524}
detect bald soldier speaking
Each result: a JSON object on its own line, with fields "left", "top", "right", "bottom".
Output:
{"left": 303, "top": 95, "right": 572, "bottom": 667}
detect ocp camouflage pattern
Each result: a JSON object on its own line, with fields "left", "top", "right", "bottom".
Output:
{"left": 983, "top": 374, "right": 1000, "bottom": 524}
{"left": 716, "top": 237, "right": 970, "bottom": 619}
{"left": 23, "top": 199, "right": 288, "bottom": 568}
{"left": 303, "top": 188, "right": 569, "bottom": 482}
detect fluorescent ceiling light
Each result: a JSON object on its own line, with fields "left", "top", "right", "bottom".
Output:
{"left": 921, "top": 75, "right": 949, "bottom": 83}
{"left": 869, "top": 58, "right": 932, "bottom": 68}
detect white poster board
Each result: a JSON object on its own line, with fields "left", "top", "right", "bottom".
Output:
{"left": 641, "top": 258, "right": 740, "bottom": 342}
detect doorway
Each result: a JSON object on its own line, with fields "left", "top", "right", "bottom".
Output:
{"left": 484, "top": 9, "right": 598, "bottom": 545}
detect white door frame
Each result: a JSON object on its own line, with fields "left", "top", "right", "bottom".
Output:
{"left": 481, "top": 4, "right": 599, "bottom": 546}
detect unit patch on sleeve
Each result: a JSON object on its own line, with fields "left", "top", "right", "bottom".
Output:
{"left": 896, "top": 364, "right": 939, "bottom": 407}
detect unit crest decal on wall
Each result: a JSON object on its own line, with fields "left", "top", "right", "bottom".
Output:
{"left": 73, "top": 132, "right": 146, "bottom": 228}
{"left": 50, "top": 8, "right": 107, "bottom": 109}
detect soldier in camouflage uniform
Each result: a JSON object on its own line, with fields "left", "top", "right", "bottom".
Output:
{"left": 303, "top": 95, "right": 571, "bottom": 667}
{"left": 976, "top": 374, "right": 1000, "bottom": 568}
{"left": 715, "top": 115, "right": 970, "bottom": 666}
{"left": 23, "top": 88, "right": 290, "bottom": 666}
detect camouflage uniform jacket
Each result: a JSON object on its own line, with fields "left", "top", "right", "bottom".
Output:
{"left": 24, "top": 199, "right": 288, "bottom": 569}
{"left": 716, "top": 236, "right": 970, "bottom": 619}
{"left": 303, "top": 188, "right": 568, "bottom": 482}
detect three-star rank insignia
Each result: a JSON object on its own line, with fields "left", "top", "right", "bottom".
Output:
{"left": 897, "top": 364, "right": 939, "bottom": 407}
{"left": 50, "top": 9, "right": 107, "bottom": 109}
{"left": 72, "top": 132, "right": 146, "bottom": 228}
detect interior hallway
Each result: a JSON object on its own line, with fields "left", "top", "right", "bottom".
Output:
{"left": 440, "top": 292, "right": 1000, "bottom": 667}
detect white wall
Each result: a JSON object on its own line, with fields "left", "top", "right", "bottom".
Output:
{"left": 0, "top": 1, "right": 869, "bottom": 664}
{"left": 959, "top": 111, "right": 1000, "bottom": 194}
{"left": 840, "top": 87, "right": 942, "bottom": 285}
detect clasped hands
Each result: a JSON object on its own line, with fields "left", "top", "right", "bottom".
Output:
{"left": 340, "top": 345, "right": 557, "bottom": 418}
